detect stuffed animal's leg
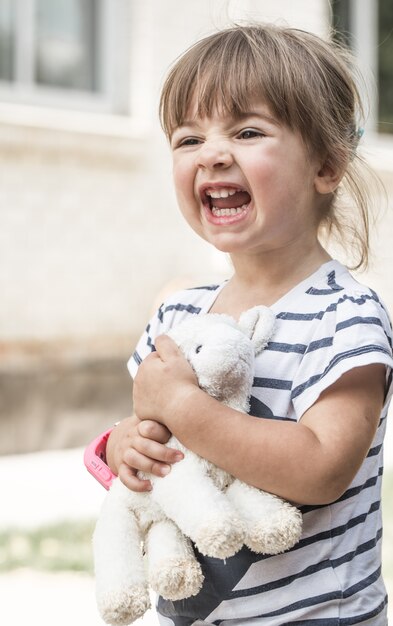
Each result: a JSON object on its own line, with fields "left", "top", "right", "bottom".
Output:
{"left": 93, "top": 479, "right": 150, "bottom": 625}
{"left": 151, "top": 453, "right": 245, "bottom": 558}
{"left": 225, "top": 479, "right": 302, "bottom": 554}
{"left": 146, "top": 519, "right": 204, "bottom": 600}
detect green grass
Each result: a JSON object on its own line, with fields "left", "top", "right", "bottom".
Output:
{"left": 0, "top": 470, "right": 392, "bottom": 577}
{"left": 0, "top": 520, "right": 95, "bottom": 574}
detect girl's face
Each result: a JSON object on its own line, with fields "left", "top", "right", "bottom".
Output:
{"left": 170, "top": 101, "right": 327, "bottom": 259}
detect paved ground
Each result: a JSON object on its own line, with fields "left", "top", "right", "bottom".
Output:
{"left": 1, "top": 423, "right": 393, "bottom": 626}
{"left": 0, "top": 448, "right": 158, "bottom": 626}
{"left": 0, "top": 569, "right": 114, "bottom": 626}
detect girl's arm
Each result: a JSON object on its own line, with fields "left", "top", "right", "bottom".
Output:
{"left": 106, "top": 414, "right": 183, "bottom": 492}
{"left": 133, "top": 335, "right": 386, "bottom": 505}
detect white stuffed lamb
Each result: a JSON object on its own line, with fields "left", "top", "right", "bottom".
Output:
{"left": 93, "top": 306, "right": 303, "bottom": 625}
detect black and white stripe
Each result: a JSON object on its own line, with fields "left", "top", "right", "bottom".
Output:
{"left": 128, "top": 260, "right": 393, "bottom": 625}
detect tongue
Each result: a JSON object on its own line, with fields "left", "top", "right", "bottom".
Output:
{"left": 212, "top": 190, "right": 251, "bottom": 209}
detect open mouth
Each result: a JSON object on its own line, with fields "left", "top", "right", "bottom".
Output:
{"left": 201, "top": 186, "right": 251, "bottom": 218}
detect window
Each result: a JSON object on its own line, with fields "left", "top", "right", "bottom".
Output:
{"left": 331, "top": 0, "right": 351, "bottom": 47}
{"left": 0, "top": 1, "right": 14, "bottom": 82}
{"left": 332, "top": 0, "right": 393, "bottom": 135}
{"left": 0, "top": 0, "right": 131, "bottom": 114}
{"left": 378, "top": 0, "right": 393, "bottom": 134}
{"left": 35, "top": 0, "right": 98, "bottom": 92}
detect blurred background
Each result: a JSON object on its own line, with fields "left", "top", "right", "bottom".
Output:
{"left": 0, "top": 0, "right": 392, "bottom": 624}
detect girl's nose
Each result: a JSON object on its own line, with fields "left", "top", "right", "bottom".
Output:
{"left": 196, "top": 141, "right": 233, "bottom": 170}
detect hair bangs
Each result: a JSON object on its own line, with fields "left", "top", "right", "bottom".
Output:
{"left": 160, "top": 30, "right": 280, "bottom": 137}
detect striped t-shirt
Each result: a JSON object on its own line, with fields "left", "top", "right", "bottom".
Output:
{"left": 128, "top": 260, "right": 393, "bottom": 625}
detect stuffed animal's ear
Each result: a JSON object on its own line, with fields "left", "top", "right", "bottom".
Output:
{"left": 238, "top": 306, "right": 276, "bottom": 355}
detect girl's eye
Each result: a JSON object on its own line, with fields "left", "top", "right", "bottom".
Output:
{"left": 178, "top": 137, "right": 201, "bottom": 147}
{"left": 238, "top": 129, "right": 263, "bottom": 140}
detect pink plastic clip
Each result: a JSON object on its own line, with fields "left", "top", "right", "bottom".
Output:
{"left": 84, "top": 428, "right": 117, "bottom": 490}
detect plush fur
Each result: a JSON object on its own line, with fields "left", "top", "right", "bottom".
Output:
{"left": 93, "top": 306, "right": 303, "bottom": 625}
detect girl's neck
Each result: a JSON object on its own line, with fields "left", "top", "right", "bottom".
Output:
{"left": 233, "top": 241, "right": 329, "bottom": 287}
{"left": 211, "top": 242, "right": 331, "bottom": 316}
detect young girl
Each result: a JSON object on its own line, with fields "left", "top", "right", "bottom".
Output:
{"left": 92, "top": 24, "right": 393, "bottom": 624}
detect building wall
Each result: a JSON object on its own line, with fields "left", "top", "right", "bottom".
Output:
{"left": 0, "top": 118, "right": 214, "bottom": 342}
{"left": 0, "top": 0, "right": 329, "bottom": 344}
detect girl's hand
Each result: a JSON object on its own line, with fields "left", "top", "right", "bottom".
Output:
{"left": 106, "top": 415, "right": 184, "bottom": 492}
{"left": 133, "top": 334, "right": 199, "bottom": 427}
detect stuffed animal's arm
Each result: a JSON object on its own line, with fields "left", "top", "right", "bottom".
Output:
{"left": 149, "top": 438, "right": 245, "bottom": 558}
{"left": 225, "top": 478, "right": 302, "bottom": 555}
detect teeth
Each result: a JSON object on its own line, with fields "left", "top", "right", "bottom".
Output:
{"left": 211, "top": 204, "right": 248, "bottom": 217}
{"left": 207, "top": 188, "right": 238, "bottom": 199}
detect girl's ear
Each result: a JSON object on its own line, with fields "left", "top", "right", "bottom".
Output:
{"left": 238, "top": 306, "right": 276, "bottom": 356}
{"left": 314, "top": 159, "right": 344, "bottom": 195}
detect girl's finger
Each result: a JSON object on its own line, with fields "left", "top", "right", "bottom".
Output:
{"left": 155, "top": 334, "right": 181, "bottom": 359}
{"left": 123, "top": 448, "right": 173, "bottom": 478}
{"left": 138, "top": 420, "right": 171, "bottom": 443}
{"left": 134, "top": 436, "right": 183, "bottom": 465}
{"left": 117, "top": 463, "right": 152, "bottom": 493}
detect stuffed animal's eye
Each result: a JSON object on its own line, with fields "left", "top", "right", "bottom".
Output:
{"left": 195, "top": 345, "right": 202, "bottom": 354}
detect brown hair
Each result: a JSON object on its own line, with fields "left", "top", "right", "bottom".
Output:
{"left": 159, "top": 24, "right": 380, "bottom": 270}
